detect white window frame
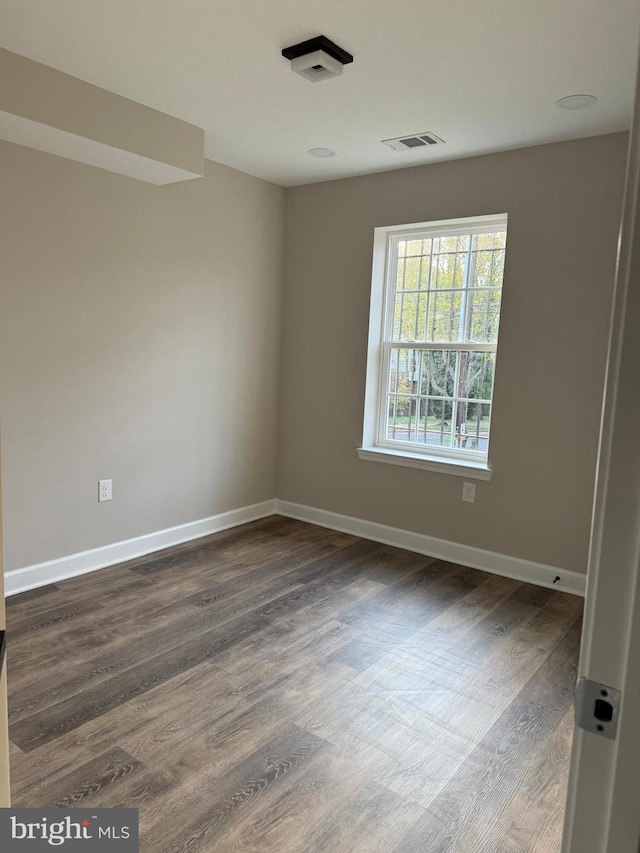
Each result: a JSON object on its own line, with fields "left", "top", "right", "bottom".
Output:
{"left": 358, "top": 213, "right": 508, "bottom": 481}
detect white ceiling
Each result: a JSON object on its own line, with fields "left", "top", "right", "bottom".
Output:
{"left": 0, "top": 0, "right": 638, "bottom": 186}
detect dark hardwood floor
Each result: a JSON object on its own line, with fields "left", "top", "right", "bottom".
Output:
{"left": 6, "top": 515, "right": 583, "bottom": 852}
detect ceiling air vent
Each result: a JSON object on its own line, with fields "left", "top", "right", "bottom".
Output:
{"left": 382, "top": 132, "right": 445, "bottom": 151}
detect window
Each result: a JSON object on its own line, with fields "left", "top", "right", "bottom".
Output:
{"left": 359, "top": 214, "right": 508, "bottom": 480}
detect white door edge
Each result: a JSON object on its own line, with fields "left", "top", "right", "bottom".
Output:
{"left": 562, "top": 44, "right": 640, "bottom": 853}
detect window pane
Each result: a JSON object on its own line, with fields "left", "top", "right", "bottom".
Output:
{"left": 431, "top": 244, "right": 467, "bottom": 290}
{"left": 388, "top": 348, "right": 419, "bottom": 394}
{"left": 470, "top": 246, "right": 505, "bottom": 289}
{"left": 419, "top": 349, "right": 457, "bottom": 398}
{"left": 384, "top": 349, "right": 499, "bottom": 451}
{"left": 434, "top": 235, "right": 470, "bottom": 254}
{"left": 475, "top": 232, "right": 494, "bottom": 251}
{"left": 393, "top": 292, "right": 427, "bottom": 340}
{"left": 491, "top": 250, "right": 505, "bottom": 286}
{"left": 471, "top": 250, "right": 494, "bottom": 288}
{"left": 403, "top": 256, "right": 421, "bottom": 290}
{"left": 385, "top": 351, "right": 495, "bottom": 452}
{"left": 456, "top": 402, "right": 491, "bottom": 452}
{"left": 475, "top": 231, "right": 507, "bottom": 251}
{"left": 386, "top": 395, "right": 417, "bottom": 441}
{"left": 426, "top": 290, "right": 461, "bottom": 341}
{"left": 404, "top": 239, "right": 425, "bottom": 257}
{"left": 461, "top": 352, "right": 495, "bottom": 401}
{"left": 392, "top": 229, "right": 505, "bottom": 344}
{"left": 416, "top": 398, "right": 454, "bottom": 448}
{"left": 396, "top": 243, "right": 431, "bottom": 290}
{"left": 466, "top": 289, "right": 501, "bottom": 343}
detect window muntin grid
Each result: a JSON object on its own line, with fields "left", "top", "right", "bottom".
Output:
{"left": 378, "top": 222, "right": 507, "bottom": 461}
{"left": 391, "top": 231, "right": 505, "bottom": 344}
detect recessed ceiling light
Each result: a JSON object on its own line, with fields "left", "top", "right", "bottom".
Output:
{"left": 556, "top": 94, "right": 597, "bottom": 111}
{"left": 308, "top": 147, "right": 336, "bottom": 158}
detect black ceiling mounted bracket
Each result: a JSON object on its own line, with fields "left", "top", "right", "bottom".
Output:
{"left": 281, "top": 36, "right": 353, "bottom": 65}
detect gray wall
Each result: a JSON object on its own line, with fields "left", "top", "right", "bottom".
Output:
{"left": 279, "top": 134, "right": 628, "bottom": 574}
{"left": 0, "top": 141, "right": 285, "bottom": 571}
{"left": 0, "top": 132, "right": 629, "bottom": 578}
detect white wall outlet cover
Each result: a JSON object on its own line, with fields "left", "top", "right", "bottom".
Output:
{"left": 462, "top": 482, "right": 476, "bottom": 503}
{"left": 98, "top": 479, "right": 112, "bottom": 502}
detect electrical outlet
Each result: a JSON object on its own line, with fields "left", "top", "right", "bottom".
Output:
{"left": 98, "top": 479, "right": 112, "bottom": 502}
{"left": 462, "top": 481, "right": 476, "bottom": 503}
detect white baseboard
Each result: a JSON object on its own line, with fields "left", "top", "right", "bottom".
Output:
{"left": 5, "top": 496, "right": 586, "bottom": 599}
{"left": 275, "top": 499, "right": 586, "bottom": 597}
{"left": 4, "top": 499, "right": 277, "bottom": 597}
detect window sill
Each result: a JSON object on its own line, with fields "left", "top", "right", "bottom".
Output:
{"left": 357, "top": 446, "right": 493, "bottom": 481}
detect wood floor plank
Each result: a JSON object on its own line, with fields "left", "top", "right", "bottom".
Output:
{"left": 7, "top": 517, "right": 582, "bottom": 852}
{"left": 390, "top": 615, "right": 582, "bottom": 852}
{"left": 332, "top": 562, "right": 488, "bottom": 670}
{"left": 354, "top": 597, "right": 580, "bottom": 809}
{"left": 480, "top": 708, "right": 575, "bottom": 853}
{"left": 123, "top": 518, "right": 338, "bottom": 584}
{"left": 100, "top": 663, "right": 353, "bottom": 834}
{"left": 22, "top": 747, "right": 144, "bottom": 809}
{"left": 509, "top": 583, "right": 556, "bottom": 608}
{"left": 126, "top": 515, "right": 297, "bottom": 575}
{"left": 148, "top": 725, "right": 327, "bottom": 853}
{"left": 7, "top": 520, "right": 342, "bottom": 682}
{"left": 10, "top": 552, "right": 379, "bottom": 751}
{"left": 353, "top": 572, "right": 521, "bottom": 675}
{"left": 212, "top": 742, "right": 420, "bottom": 853}
{"left": 5, "top": 583, "right": 61, "bottom": 614}
{"left": 8, "top": 599, "right": 106, "bottom": 643}
{"left": 6, "top": 517, "right": 329, "bottom": 631}
{"left": 10, "top": 612, "right": 270, "bottom": 752}
{"left": 310, "top": 778, "right": 427, "bottom": 853}
{"left": 9, "top": 662, "right": 248, "bottom": 799}
{"left": 8, "top": 538, "right": 371, "bottom": 723}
